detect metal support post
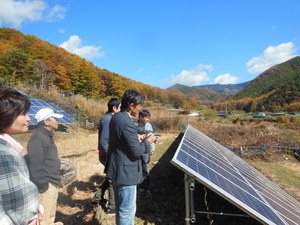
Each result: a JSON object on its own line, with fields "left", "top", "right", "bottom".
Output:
{"left": 184, "top": 174, "right": 191, "bottom": 225}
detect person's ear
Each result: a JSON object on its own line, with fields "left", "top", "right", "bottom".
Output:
{"left": 44, "top": 118, "right": 51, "bottom": 126}
{"left": 129, "top": 103, "right": 135, "bottom": 110}
{"left": 43, "top": 120, "right": 49, "bottom": 127}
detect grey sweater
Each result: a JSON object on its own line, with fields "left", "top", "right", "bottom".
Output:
{"left": 27, "top": 127, "right": 61, "bottom": 193}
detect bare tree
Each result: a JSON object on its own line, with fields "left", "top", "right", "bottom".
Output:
{"left": 33, "top": 60, "right": 54, "bottom": 89}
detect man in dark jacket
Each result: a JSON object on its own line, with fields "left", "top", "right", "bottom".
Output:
{"left": 105, "top": 90, "right": 156, "bottom": 225}
{"left": 92, "top": 97, "right": 121, "bottom": 215}
{"left": 27, "top": 108, "right": 64, "bottom": 225}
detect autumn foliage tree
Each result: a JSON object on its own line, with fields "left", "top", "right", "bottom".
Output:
{"left": 0, "top": 27, "right": 196, "bottom": 109}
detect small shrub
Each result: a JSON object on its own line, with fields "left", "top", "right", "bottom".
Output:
{"left": 153, "top": 116, "right": 184, "bottom": 131}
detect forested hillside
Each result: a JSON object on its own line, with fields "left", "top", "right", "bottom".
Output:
{"left": 234, "top": 56, "right": 300, "bottom": 102}
{"left": 212, "top": 57, "right": 300, "bottom": 112}
{"left": 0, "top": 28, "right": 198, "bottom": 109}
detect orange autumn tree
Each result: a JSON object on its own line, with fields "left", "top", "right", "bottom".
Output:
{"left": 0, "top": 27, "right": 201, "bottom": 110}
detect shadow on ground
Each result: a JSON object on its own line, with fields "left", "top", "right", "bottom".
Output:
{"left": 136, "top": 133, "right": 262, "bottom": 225}
{"left": 55, "top": 134, "right": 262, "bottom": 225}
{"left": 56, "top": 174, "right": 106, "bottom": 225}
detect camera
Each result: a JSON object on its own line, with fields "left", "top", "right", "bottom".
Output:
{"left": 154, "top": 137, "right": 158, "bottom": 144}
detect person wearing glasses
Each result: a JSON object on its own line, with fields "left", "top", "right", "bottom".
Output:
{"left": 27, "top": 108, "right": 64, "bottom": 225}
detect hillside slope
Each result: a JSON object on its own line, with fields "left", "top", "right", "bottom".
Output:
{"left": 167, "top": 83, "right": 224, "bottom": 101}
{"left": 0, "top": 28, "right": 197, "bottom": 109}
{"left": 234, "top": 56, "right": 300, "bottom": 106}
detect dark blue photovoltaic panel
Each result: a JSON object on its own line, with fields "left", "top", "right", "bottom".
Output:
{"left": 28, "top": 99, "right": 74, "bottom": 125}
{"left": 171, "top": 125, "right": 300, "bottom": 225}
{"left": 49, "top": 104, "right": 73, "bottom": 119}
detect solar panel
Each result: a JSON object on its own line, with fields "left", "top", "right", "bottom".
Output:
{"left": 28, "top": 99, "right": 74, "bottom": 125}
{"left": 171, "top": 125, "right": 300, "bottom": 225}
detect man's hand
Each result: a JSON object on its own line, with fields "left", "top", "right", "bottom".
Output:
{"left": 143, "top": 133, "right": 156, "bottom": 144}
{"left": 149, "top": 151, "right": 154, "bottom": 155}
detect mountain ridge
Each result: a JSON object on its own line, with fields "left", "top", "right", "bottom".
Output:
{"left": 193, "top": 81, "right": 251, "bottom": 95}
{"left": 167, "top": 83, "right": 224, "bottom": 102}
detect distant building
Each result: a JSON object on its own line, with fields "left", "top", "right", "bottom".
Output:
{"left": 218, "top": 111, "right": 232, "bottom": 117}
{"left": 168, "top": 109, "right": 184, "bottom": 114}
{"left": 270, "top": 112, "right": 287, "bottom": 117}
{"left": 187, "top": 112, "right": 203, "bottom": 117}
{"left": 253, "top": 112, "right": 267, "bottom": 118}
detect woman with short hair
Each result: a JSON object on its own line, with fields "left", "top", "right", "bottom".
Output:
{"left": 0, "top": 87, "right": 40, "bottom": 225}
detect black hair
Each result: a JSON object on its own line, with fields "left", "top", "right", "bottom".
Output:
{"left": 107, "top": 97, "right": 121, "bottom": 113}
{"left": 0, "top": 88, "right": 31, "bottom": 134}
{"left": 37, "top": 121, "right": 46, "bottom": 127}
{"left": 121, "top": 90, "right": 144, "bottom": 110}
{"left": 139, "top": 109, "right": 151, "bottom": 118}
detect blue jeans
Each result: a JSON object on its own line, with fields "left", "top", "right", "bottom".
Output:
{"left": 112, "top": 181, "right": 137, "bottom": 225}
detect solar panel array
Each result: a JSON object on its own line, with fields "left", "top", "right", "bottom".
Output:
{"left": 28, "top": 99, "right": 74, "bottom": 125}
{"left": 171, "top": 125, "right": 300, "bottom": 225}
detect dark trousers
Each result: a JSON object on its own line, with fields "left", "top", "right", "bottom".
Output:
{"left": 140, "top": 153, "right": 150, "bottom": 190}
{"left": 94, "top": 154, "right": 115, "bottom": 209}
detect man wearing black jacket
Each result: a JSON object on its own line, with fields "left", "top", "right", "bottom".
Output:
{"left": 27, "top": 108, "right": 64, "bottom": 225}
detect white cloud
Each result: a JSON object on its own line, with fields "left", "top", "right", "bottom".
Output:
{"left": 59, "top": 35, "right": 104, "bottom": 59}
{"left": 246, "top": 42, "right": 297, "bottom": 74}
{"left": 58, "top": 28, "right": 65, "bottom": 34}
{"left": 214, "top": 73, "right": 239, "bottom": 84}
{"left": 166, "top": 64, "right": 212, "bottom": 86}
{"left": 47, "top": 5, "right": 67, "bottom": 21}
{"left": 136, "top": 68, "right": 143, "bottom": 73}
{"left": 0, "top": 0, "right": 46, "bottom": 27}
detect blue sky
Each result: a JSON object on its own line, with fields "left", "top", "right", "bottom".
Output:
{"left": 1, "top": 0, "right": 300, "bottom": 89}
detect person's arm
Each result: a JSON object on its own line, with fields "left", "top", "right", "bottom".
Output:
{"left": 0, "top": 206, "right": 13, "bottom": 224}
{"left": 27, "top": 137, "right": 49, "bottom": 193}
{"left": 97, "top": 118, "right": 102, "bottom": 151}
{"left": 0, "top": 148, "right": 38, "bottom": 224}
{"left": 122, "top": 122, "right": 155, "bottom": 159}
{"left": 136, "top": 126, "right": 152, "bottom": 135}
{"left": 0, "top": 154, "right": 14, "bottom": 224}
{"left": 145, "top": 123, "right": 156, "bottom": 151}
{"left": 99, "top": 116, "right": 110, "bottom": 152}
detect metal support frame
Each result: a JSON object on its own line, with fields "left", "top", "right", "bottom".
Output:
{"left": 184, "top": 174, "right": 191, "bottom": 225}
{"left": 184, "top": 174, "right": 250, "bottom": 224}
{"left": 194, "top": 211, "right": 250, "bottom": 217}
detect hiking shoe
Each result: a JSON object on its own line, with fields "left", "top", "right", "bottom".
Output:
{"left": 107, "top": 208, "right": 116, "bottom": 216}
{"left": 91, "top": 198, "right": 107, "bottom": 206}
{"left": 100, "top": 199, "right": 107, "bottom": 206}
{"left": 91, "top": 198, "right": 99, "bottom": 205}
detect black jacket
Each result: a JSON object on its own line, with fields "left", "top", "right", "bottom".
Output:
{"left": 27, "top": 127, "right": 61, "bottom": 193}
